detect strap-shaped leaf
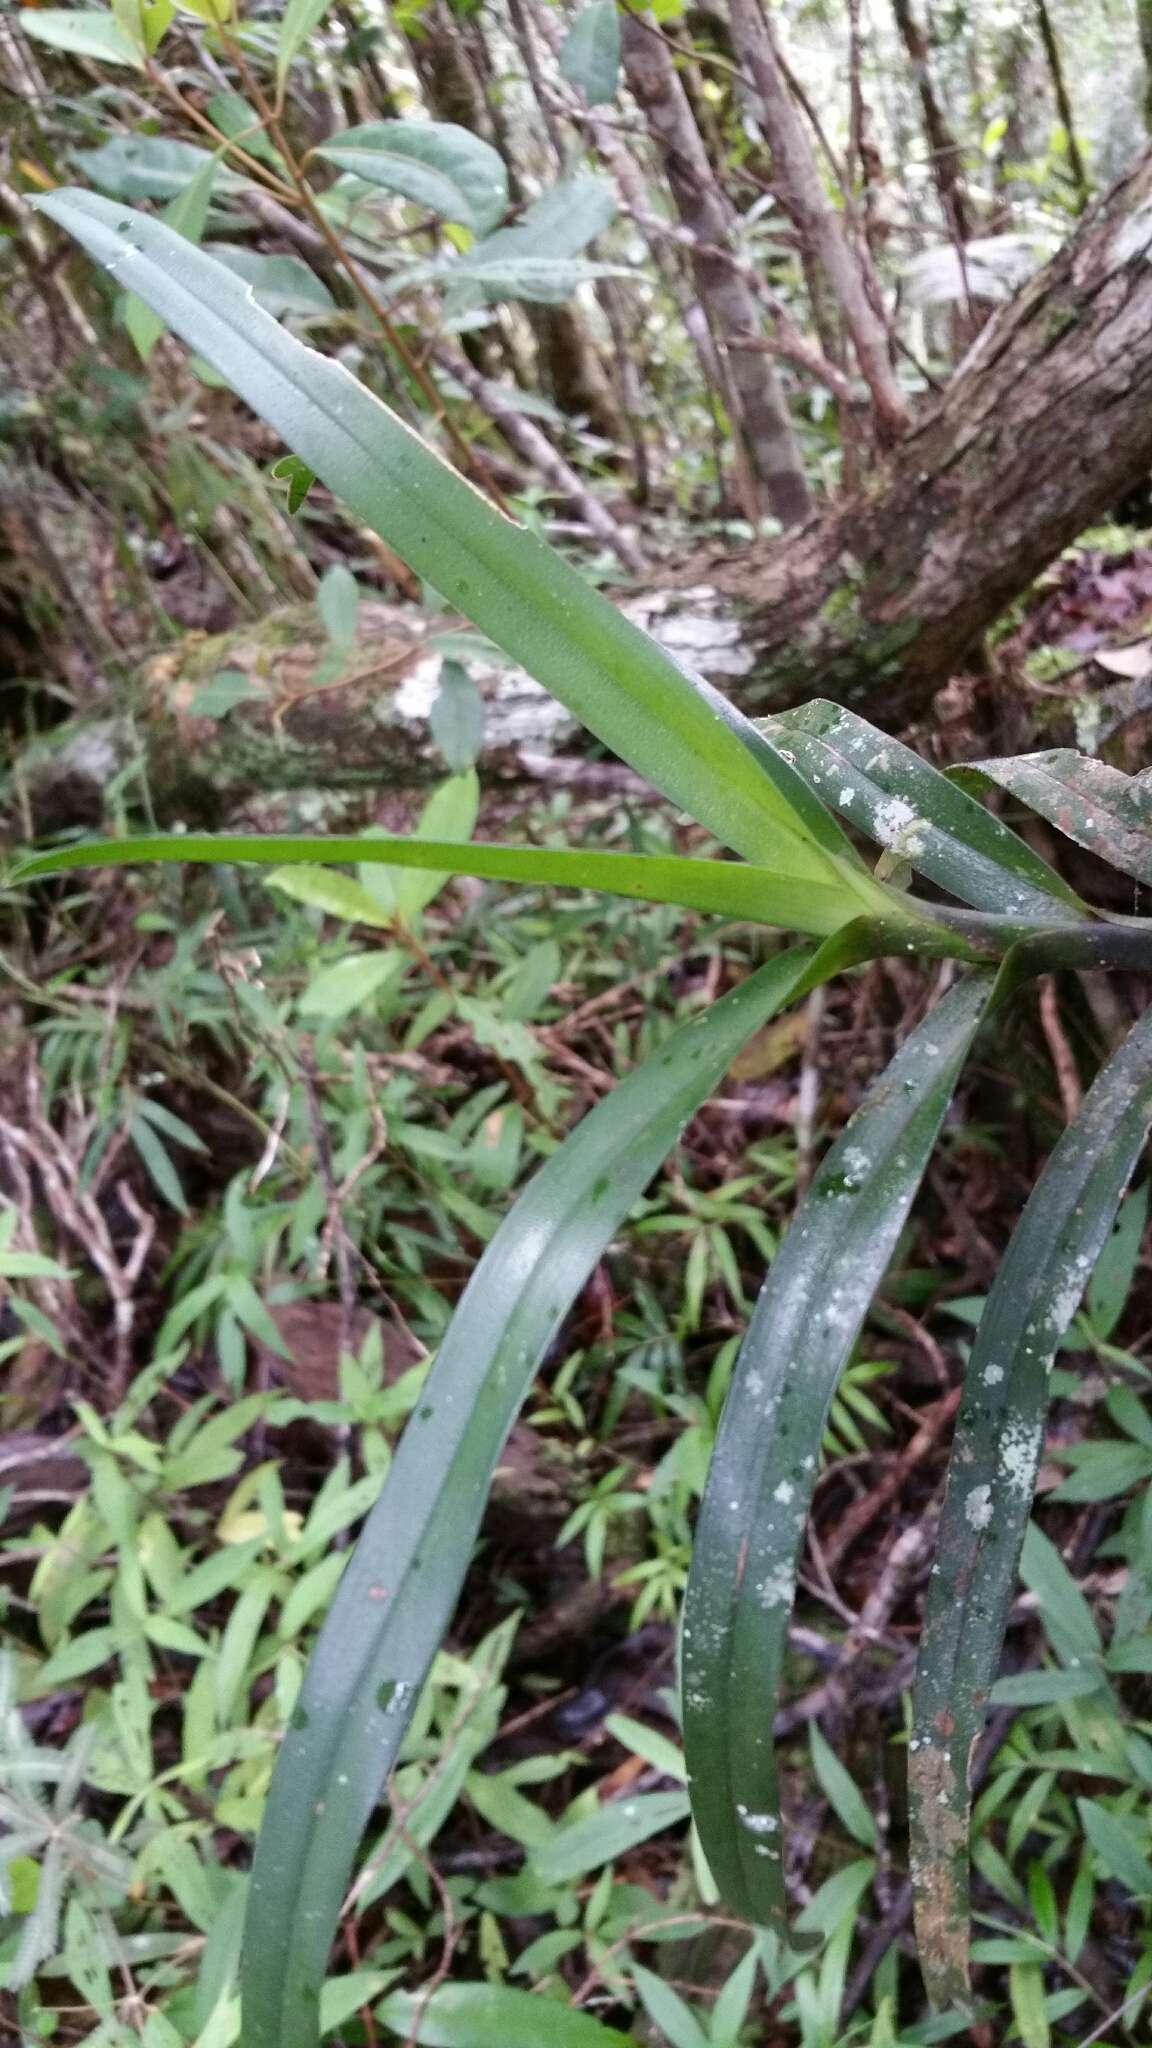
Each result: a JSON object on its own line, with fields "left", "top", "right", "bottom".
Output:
{"left": 761, "top": 703, "right": 1085, "bottom": 919}
{"left": 682, "top": 974, "right": 991, "bottom": 1931}
{"left": 11, "top": 831, "right": 878, "bottom": 940}
{"left": 241, "top": 949, "right": 815, "bottom": 2048}
{"left": 36, "top": 190, "right": 878, "bottom": 904}
{"left": 967, "top": 748, "right": 1152, "bottom": 886}
{"left": 910, "top": 1000, "right": 1152, "bottom": 2007}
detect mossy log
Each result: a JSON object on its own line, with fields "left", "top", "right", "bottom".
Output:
{"left": 15, "top": 586, "right": 756, "bottom": 830}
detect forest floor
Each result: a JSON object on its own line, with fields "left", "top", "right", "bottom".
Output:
{"left": 3, "top": 519, "right": 1152, "bottom": 2046}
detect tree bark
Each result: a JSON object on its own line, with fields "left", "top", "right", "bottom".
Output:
{"left": 675, "top": 141, "right": 1152, "bottom": 723}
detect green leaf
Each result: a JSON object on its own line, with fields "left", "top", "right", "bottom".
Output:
{"left": 316, "top": 562, "right": 359, "bottom": 650}
{"left": 14, "top": 832, "right": 896, "bottom": 942}
{"left": 763, "top": 702, "right": 1085, "bottom": 920}
{"left": 126, "top": 153, "right": 218, "bottom": 362}
{"left": 239, "top": 948, "right": 815, "bottom": 2048}
{"left": 205, "top": 248, "right": 335, "bottom": 317}
{"left": 271, "top": 454, "right": 316, "bottom": 514}
{"left": 19, "top": 8, "right": 145, "bottom": 68}
{"left": 682, "top": 975, "right": 990, "bottom": 1935}
{"left": 114, "top": 0, "right": 172, "bottom": 53}
{"left": 73, "top": 135, "right": 246, "bottom": 202}
{"left": 0, "top": 1250, "right": 72, "bottom": 1280}
{"left": 809, "top": 1722, "right": 876, "bottom": 1847}
{"left": 376, "top": 1984, "right": 638, "bottom": 2047}
{"left": 1019, "top": 1522, "right": 1103, "bottom": 1664}
{"left": 297, "top": 949, "right": 407, "bottom": 1019}
{"left": 910, "top": 1004, "right": 1152, "bottom": 2006}
{"left": 205, "top": 89, "right": 282, "bottom": 167}
{"left": 1008, "top": 1961, "right": 1050, "bottom": 2048}
{"left": 130, "top": 1113, "right": 188, "bottom": 1212}
{"left": 1087, "top": 1183, "right": 1147, "bottom": 1340}
{"left": 793, "top": 1858, "right": 876, "bottom": 1937}
{"left": 430, "top": 659, "right": 485, "bottom": 773}
{"left": 392, "top": 771, "right": 480, "bottom": 922}
{"left": 602, "top": 1712, "right": 687, "bottom": 1783}
{"left": 32, "top": 191, "right": 886, "bottom": 905}
{"left": 629, "top": 1967, "right": 707, "bottom": 2048}
{"left": 1049, "top": 1440, "right": 1152, "bottom": 1503}
{"left": 970, "top": 749, "right": 1152, "bottom": 885}
{"left": 187, "top": 668, "right": 262, "bottom": 719}
{"left": 1077, "top": 1799, "right": 1152, "bottom": 1897}
{"left": 532, "top": 1790, "right": 691, "bottom": 1886}
{"left": 989, "top": 1668, "right": 1105, "bottom": 1705}
{"left": 277, "top": 0, "right": 335, "bottom": 82}
{"left": 314, "top": 122, "right": 509, "bottom": 235}
{"left": 268, "top": 865, "right": 393, "bottom": 927}
{"left": 559, "top": 2, "right": 622, "bottom": 105}
{"left": 31, "top": 1627, "right": 120, "bottom": 1693}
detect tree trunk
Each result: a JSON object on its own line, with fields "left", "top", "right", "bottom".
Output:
{"left": 1033, "top": 0, "right": 1090, "bottom": 210}
{"left": 726, "top": 0, "right": 907, "bottom": 441}
{"left": 890, "top": 0, "right": 973, "bottom": 246}
{"left": 620, "top": 11, "right": 813, "bottom": 527}
{"left": 677, "top": 142, "right": 1152, "bottom": 723}
{"left": 1139, "top": 0, "right": 1152, "bottom": 134}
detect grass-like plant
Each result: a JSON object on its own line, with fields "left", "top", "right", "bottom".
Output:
{"left": 12, "top": 191, "right": 1152, "bottom": 2045}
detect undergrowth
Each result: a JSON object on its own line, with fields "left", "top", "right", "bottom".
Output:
{"left": 3, "top": 809, "right": 1152, "bottom": 2047}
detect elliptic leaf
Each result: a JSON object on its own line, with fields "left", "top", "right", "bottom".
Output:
{"left": 204, "top": 249, "right": 334, "bottom": 317}
{"left": 19, "top": 8, "right": 144, "bottom": 68}
{"left": 559, "top": 2, "right": 622, "bottom": 105}
{"left": 377, "top": 1982, "right": 638, "bottom": 2047}
{"left": 73, "top": 136, "right": 245, "bottom": 201}
{"left": 314, "top": 121, "right": 508, "bottom": 235}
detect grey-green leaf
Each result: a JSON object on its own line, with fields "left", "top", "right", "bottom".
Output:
{"left": 465, "top": 171, "right": 615, "bottom": 276}
{"left": 969, "top": 748, "right": 1152, "bottom": 886}
{"left": 205, "top": 248, "right": 334, "bottom": 317}
{"left": 19, "top": 8, "right": 144, "bottom": 68}
{"left": 314, "top": 121, "right": 508, "bottom": 234}
{"left": 559, "top": 2, "right": 622, "bottom": 105}
{"left": 764, "top": 702, "right": 1085, "bottom": 919}
{"left": 73, "top": 136, "right": 247, "bottom": 201}
{"left": 682, "top": 974, "right": 991, "bottom": 1932}
{"left": 910, "top": 1000, "right": 1152, "bottom": 2007}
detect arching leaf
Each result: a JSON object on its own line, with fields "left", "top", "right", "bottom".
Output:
{"left": 683, "top": 975, "right": 991, "bottom": 1931}
{"left": 911, "top": 1001, "right": 1152, "bottom": 2006}
{"left": 240, "top": 950, "right": 815, "bottom": 2048}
